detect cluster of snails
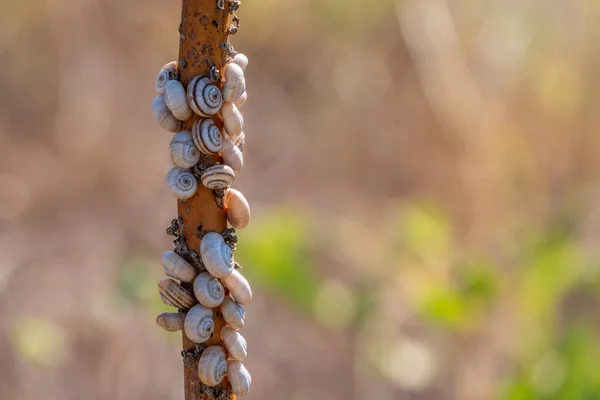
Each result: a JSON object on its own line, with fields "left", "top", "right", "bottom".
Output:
{"left": 152, "top": 53, "right": 252, "bottom": 398}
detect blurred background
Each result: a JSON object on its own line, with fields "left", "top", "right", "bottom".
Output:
{"left": 1, "top": 0, "right": 600, "bottom": 399}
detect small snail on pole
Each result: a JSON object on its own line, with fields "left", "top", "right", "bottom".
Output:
{"left": 151, "top": 0, "right": 252, "bottom": 399}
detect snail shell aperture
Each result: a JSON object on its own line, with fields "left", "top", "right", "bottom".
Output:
{"left": 184, "top": 304, "right": 215, "bottom": 344}
{"left": 222, "top": 269, "right": 252, "bottom": 305}
{"left": 221, "top": 326, "right": 248, "bottom": 361}
{"left": 200, "top": 164, "right": 235, "bottom": 190}
{"left": 200, "top": 232, "right": 234, "bottom": 279}
{"left": 193, "top": 271, "right": 225, "bottom": 308}
{"left": 161, "top": 250, "right": 197, "bottom": 282}
{"left": 227, "top": 360, "right": 251, "bottom": 397}
{"left": 198, "top": 345, "right": 227, "bottom": 387}
{"left": 220, "top": 102, "right": 244, "bottom": 138}
{"left": 223, "top": 63, "right": 246, "bottom": 103}
{"left": 166, "top": 166, "right": 198, "bottom": 200}
{"left": 192, "top": 118, "right": 222, "bottom": 155}
{"left": 220, "top": 297, "right": 246, "bottom": 330}
{"left": 155, "top": 61, "right": 178, "bottom": 94}
{"left": 170, "top": 131, "right": 200, "bottom": 169}
{"left": 187, "top": 76, "right": 223, "bottom": 117}
{"left": 165, "top": 80, "right": 193, "bottom": 121}
{"left": 152, "top": 96, "right": 182, "bottom": 133}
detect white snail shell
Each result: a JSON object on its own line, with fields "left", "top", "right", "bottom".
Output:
{"left": 155, "top": 61, "right": 178, "bottom": 94}
{"left": 231, "top": 53, "right": 248, "bottom": 71}
{"left": 234, "top": 91, "right": 247, "bottom": 108}
{"left": 170, "top": 131, "right": 200, "bottom": 169}
{"left": 223, "top": 63, "right": 246, "bottom": 103}
{"left": 220, "top": 138, "right": 243, "bottom": 173}
{"left": 152, "top": 96, "right": 182, "bottom": 132}
{"left": 198, "top": 345, "right": 227, "bottom": 387}
{"left": 233, "top": 131, "right": 245, "bottom": 153}
{"left": 184, "top": 304, "right": 215, "bottom": 344}
{"left": 200, "top": 232, "right": 234, "bottom": 278}
{"left": 220, "top": 326, "right": 247, "bottom": 361}
{"left": 220, "top": 102, "right": 244, "bottom": 138}
{"left": 224, "top": 188, "right": 250, "bottom": 229}
{"left": 227, "top": 360, "right": 251, "bottom": 397}
{"left": 192, "top": 118, "right": 222, "bottom": 155}
{"left": 165, "top": 80, "right": 193, "bottom": 121}
{"left": 161, "top": 250, "right": 197, "bottom": 282}
{"left": 166, "top": 166, "right": 198, "bottom": 200}
{"left": 220, "top": 297, "right": 245, "bottom": 330}
{"left": 187, "top": 76, "right": 223, "bottom": 117}
{"left": 156, "top": 312, "right": 186, "bottom": 332}
{"left": 193, "top": 272, "right": 225, "bottom": 308}
{"left": 158, "top": 277, "right": 196, "bottom": 309}
{"left": 200, "top": 164, "right": 235, "bottom": 190}
{"left": 222, "top": 269, "right": 252, "bottom": 305}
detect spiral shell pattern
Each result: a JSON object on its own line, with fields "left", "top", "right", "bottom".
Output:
{"left": 200, "top": 164, "right": 235, "bottom": 190}
{"left": 166, "top": 166, "right": 198, "bottom": 200}
{"left": 158, "top": 278, "right": 196, "bottom": 309}
{"left": 155, "top": 61, "right": 178, "bottom": 94}
{"left": 192, "top": 118, "right": 222, "bottom": 155}
{"left": 198, "top": 346, "right": 228, "bottom": 387}
{"left": 193, "top": 272, "right": 225, "bottom": 308}
{"left": 187, "top": 76, "right": 223, "bottom": 117}
{"left": 184, "top": 304, "right": 215, "bottom": 344}
{"left": 170, "top": 131, "right": 200, "bottom": 169}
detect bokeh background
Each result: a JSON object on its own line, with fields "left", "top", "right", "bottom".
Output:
{"left": 1, "top": 0, "right": 600, "bottom": 399}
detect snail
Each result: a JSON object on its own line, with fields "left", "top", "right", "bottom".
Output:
{"left": 231, "top": 53, "right": 248, "bottom": 71}
{"left": 184, "top": 304, "right": 215, "bottom": 344}
{"left": 233, "top": 131, "right": 245, "bottom": 153}
{"left": 220, "top": 102, "right": 244, "bottom": 138}
{"left": 155, "top": 61, "right": 178, "bottom": 95}
{"left": 227, "top": 360, "right": 251, "bottom": 397}
{"left": 220, "top": 297, "right": 246, "bottom": 330}
{"left": 200, "top": 164, "right": 235, "bottom": 190}
{"left": 234, "top": 91, "right": 247, "bottom": 108}
{"left": 224, "top": 188, "right": 250, "bottom": 229}
{"left": 193, "top": 271, "right": 225, "bottom": 308}
{"left": 158, "top": 277, "right": 196, "bottom": 309}
{"left": 220, "top": 326, "right": 247, "bottom": 361}
{"left": 222, "top": 269, "right": 252, "bottom": 305}
{"left": 156, "top": 312, "right": 186, "bottom": 332}
{"left": 152, "top": 96, "right": 182, "bottom": 133}
{"left": 187, "top": 76, "right": 223, "bottom": 117}
{"left": 220, "top": 138, "right": 243, "bottom": 173}
{"left": 200, "top": 231, "right": 234, "bottom": 278}
{"left": 198, "top": 345, "right": 227, "bottom": 387}
{"left": 164, "top": 80, "right": 193, "bottom": 121}
{"left": 192, "top": 118, "right": 222, "bottom": 155}
{"left": 161, "top": 250, "right": 197, "bottom": 282}
{"left": 166, "top": 166, "right": 198, "bottom": 200}
{"left": 170, "top": 131, "right": 200, "bottom": 169}
{"left": 223, "top": 63, "right": 246, "bottom": 103}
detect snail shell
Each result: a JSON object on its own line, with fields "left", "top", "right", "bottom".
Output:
{"left": 152, "top": 96, "right": 182, "bottom": 132}
{"left": 227, "top": 360, "right": 251, "bottom": 397}
{"left": 231, "top": 53, "right": 248, "bottom": 71}
{"left": 198, "top": 345, "right": 227, "bottom": 387}
{"left": 166, "top": 166, "right": 198, "bottom": 200}
{"left": 161, "top": 250, "right": 197, "bottom": 282}
{"left": 200, "top": 164, "right": 235, "bottom": 190}
{"left": 155, "top": 61, "right": 178, "bottom": 94}
{"left": 184, "top": 304, "right": 215, "bottom": 344}
{"left": 224, "top": 189, "right": 250, "bottom": 229}
{"left": 221, "top": 326, "right": 248, "bottom": 361}
{"left": 222, "top": 269, "right": 252, "bottom": 305}
{"left": 170, "top": 131, "right": 200, "bottom": 169}
{"left": 234, "top": 91, "right": 247, "bottom": 108}
{"left": 223, "top": 63, "right": 246, "bottom": 103}
{"left": 158, "top": 277, "right": 196, "bottom": 309}
{"left": 200, "top": 232, "right": 234, "bottom": 278}
{"left": 156, "top": 312, "right": 186, "bottom": 332}
{"left": 193, "top": 272, "right": 225, "bottom": 308}
{"left": 192, "top": 118, "right": 222, "bottom": 155}
{"left": 187, "top": 76, "right": 223, "bottom": 117}
{"left": 165, "top": 80, "right": 193, "bottom": 121}
{"left": 233, "top": 131, "right": 245, "bottom": 153}
{"left": 220, "top": 102, "right": 244, "bottom": 138}
{"left": 220, "top": 297, "right": 246, "bottom": 330}
{"left": 220, "top": 138, "right": 243, "bottom": 173}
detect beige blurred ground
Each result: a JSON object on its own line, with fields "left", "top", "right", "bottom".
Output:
{"left": 2, "top": 0, "right": 600, "bottom": 399}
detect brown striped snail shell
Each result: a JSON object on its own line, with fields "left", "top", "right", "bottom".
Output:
{"left": 200, "top": 164, "right": 235, "bottom": 190}
{"left": 166, "top": 166, "right": 198, "bottom": 200}
{"left": 152, "top": 96, "right": 182, "bottom": 132}
{"left": 224, "top": 188, "right": 250, "bottom": 229}
{"left": 198, "top": 345, "right": 227, "bottom": 387}
{"left": 158, "top": 277, "right": 196, "bottom": 309}
{"left": 155, "top": 61, "right": 178, "bottom": 94}
{"left": 156, "top": 312, "right": 186, "bottom": 332}
{"left": 220, "top": 138, "right": 243, "bottom": 173}
{"left": 184, "top": 304, "right": 215, "bottom": 344}
{"left": 220, "top": 102, "right": 243, "bottom": 138}
{"left": 222, "top": 269, "right": 252, "bottom": 305}
{"left": 220, "top": 297, "right": 246, "bottom": 330}
{"left": 165, "top": 80, "right": 193, "bottom": 121}
{"left": 234, "top": 91, "right": 247, "bottom": 108}
{"left": 161, "top": 250, "right": 197, "bottom": 282}
{"left": 221, "top": 326, "right": 248, "bottom": 361}
{"left": 192, "top": 118, "right": 222, "bottom": 155}
{"left": 227, "top": 360, "right": 251, "bottom": 397}
{"left": 223, "top": 63, "right": 246, "bottom": 103}
{"left": 170, "top": 131, "right": 200, "bottom": 169}
{"left": 193, "top": 272, "right": 225, "bottom": 308}
{"left": 200, "top": 232, "right": 234, "bottom": 278}
{"left": 231, "top": 53, "right": 248, "bottom": 71}
{"left": 187, "top": 76, "right": 223, "bottom": 117}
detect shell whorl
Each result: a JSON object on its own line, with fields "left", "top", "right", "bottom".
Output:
{"left": 155, "top": 61, "right": 178, "bottom": 94}
{"left": 184, "top": 304, "right": 215, "bottom": 344}
{"left": 198, "top": 346, "right": 228, "bottom": 387}
{"left": 223, "top": 63, "right": 246, "bottom": 103}
{"left": 152, "top": 96, "right": 182, "bottom": 133}
{"left": 193, "top": 272, "right": 225, "bottom": 308}
{"left": 220, "top": 138, "right": 243, "bottom": 172}
{"left": 187, "top": 76, "right": 223, "bottom": 117}
{"left": 200, "top": 164, "right": 235, "bottom": 190}
{"left": 166, "top": 166, "right": 198, "bottom": 200}
{"left": 170, "top": 131, "right": 200, "bottom": 169}
{"left": 227, "top": 360, "right": 251, "bottom": 397}
{"left": 220, "top": 297, "right": 246, "bottom": 330}
{"left": 220, "top": 102, "right": 244, "bottom": 138}
{"left": 158, "top": 278, "right": 196, "bottom": 309}
{"left": 221, "top": 326, "right": 248, "bottom": 361}
{"left": 161, "top": 250, "right": 197, "bottom": 282}
{"left": 200, "top": 232, "right": 234, "bottom": 278}
{"left": 231, "top": 53, "right": 249, "bottom": 71}
{"left": 192, "top": 118, "right": 223, "bottom": 155}
{"left": 165, "top": 80, "right": 193, "bottom": 121}
{"left": 224, "top": 188, "right": 250, "bottom": 229}
{"left": 222, "top": 269, "right": 252, "bottom": 305}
